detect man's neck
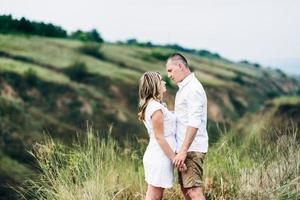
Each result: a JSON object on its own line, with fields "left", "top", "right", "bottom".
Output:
{"left": 180, "top": 71, "right": 191, "bottom": 83}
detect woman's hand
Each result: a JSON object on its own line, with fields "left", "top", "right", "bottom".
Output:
{"left": 178, "top": 163, "right": 187, "bottom": 172}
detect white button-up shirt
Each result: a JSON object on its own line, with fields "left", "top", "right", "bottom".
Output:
{"left": 175, "top": 73, "right": 208, "bottom": 153}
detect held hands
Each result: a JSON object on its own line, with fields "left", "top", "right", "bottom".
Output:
{"left": 178, "top": 163, "right": 187, "bottom": 171}
{"left": 173, "top": 151, "right": 187, "bottom": 171}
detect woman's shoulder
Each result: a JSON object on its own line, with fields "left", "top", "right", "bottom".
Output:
{"left": 145, "top": 99, "right": 163, "bottom": 116}
{"left": 148, "top": 99, "right": 162, "bottom": 106}
{"left": 146, "top": 99, "right": 162, "bottom": 110}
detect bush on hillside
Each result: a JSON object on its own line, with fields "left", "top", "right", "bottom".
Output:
{"left": 253, "top": 63, "right": 261, "bottom": 68}
{"left": 64, "top": 61, "right": 89, "bottom": 81}
{"left": 126, "top": 38, "right": 139, "bottom": 45}
{"left": 197, "top": 50, "right": 221, "bottom": 59}
{"left": 150, "top": 51, "right": 170, "bottom": 61}
{"left": 24, "top": 68, "right": 39, "bottom": 86}
{"left": 267, "top": 90, "right": 280, "bottom": 98}
{"left": 239, "top": 60, "right": 250, "bottom": 65}
{"left": 140, "top": 50, "right": 175, "bottom": 63}
{"left": 70, "top": 29, "right": 103, "bottom": 43}
{"left": 239, "top": 60, "right": 261, "bottom": 68}
{"left": 78, "top": 42, "right": 103, "bottom": 59}
{"left": 232, "top": 75, "right": 245, "bottom": 85}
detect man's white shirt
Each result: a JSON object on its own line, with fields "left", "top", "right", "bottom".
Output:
{"left": 174, "top": 73, "right": 208, "bottom": 153}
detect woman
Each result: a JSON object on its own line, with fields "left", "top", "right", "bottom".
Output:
{"left": 138, "top": 72, "right": 185, "bottom": 200}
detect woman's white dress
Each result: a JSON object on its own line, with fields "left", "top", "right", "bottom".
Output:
{"left": 143, "top": 99, "right": 177, "bottom": 188}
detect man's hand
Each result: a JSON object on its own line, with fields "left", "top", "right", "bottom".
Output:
{"left": 173, "top": 151, "right": 187, "bottom": 169}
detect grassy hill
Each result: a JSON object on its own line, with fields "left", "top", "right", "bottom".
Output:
{"left": 0, "top": 34, "right": 299, "bottom": 199}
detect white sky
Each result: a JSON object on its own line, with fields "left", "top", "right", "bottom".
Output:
{"left": 1, "top": 0, "right": 300, "bottom": 74}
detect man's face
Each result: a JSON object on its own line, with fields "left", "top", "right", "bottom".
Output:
{"left": 166, "top": 60, "right": 182, "bottom": 84}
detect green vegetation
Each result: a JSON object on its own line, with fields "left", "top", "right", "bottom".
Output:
{"left": 0, "top": 15, "right": 67, "bottom": 38}
{"left": 0, "top": 32, "right": 299, "bottom": 199}
{"left": 78, "top": 42, "right": 103, "bottom": 59}
{"left": 70, "top": 29, "right": 103, "bottom": 43}
{"left": 16, "top": 116, "right": 300, "bottom": 199}
{"left": 120, "top": 39, "right": 222, "bottom": 60}
{"left": 64, "top": 61, "right": 89, "bottom": 81}
{"left": 205, "top": 121, "right": 299, "bottom": 199}
{"left": 24, "top": 68, "right": 39, "bottom": 86}
{"left": 0, "top": 15, "right": 103, "bottom": 43}
{"left": 16, "top": 127, "right": 147, "bottom": 200}
{"left": 149, "top": 50, "right": 171, "bottom": 61}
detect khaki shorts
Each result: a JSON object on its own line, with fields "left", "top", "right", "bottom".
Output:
{"left": 178, "top": 152, "right": 206, "bottom": 188}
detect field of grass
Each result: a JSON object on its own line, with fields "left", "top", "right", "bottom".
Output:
{"left": 0, "top": 58, "right": 70, "bottom": 84}
{"left": 16, "top": 115, "right": 300, "bottom": 200}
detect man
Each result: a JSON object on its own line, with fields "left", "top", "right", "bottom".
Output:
{"left": 166, "top": 53, "right": 208, "bottom": 200}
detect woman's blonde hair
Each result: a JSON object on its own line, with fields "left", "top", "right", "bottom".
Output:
{"left": 138, "top": 71, "right": 163, "bottom": 121}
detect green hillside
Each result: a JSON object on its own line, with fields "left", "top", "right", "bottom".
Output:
{"left": 0, "top": 34, "right": 299, "bottom": 199}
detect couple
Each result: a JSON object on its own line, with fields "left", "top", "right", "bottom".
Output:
{"left": 138, "top": 53, "right": 208, "bottom": 200}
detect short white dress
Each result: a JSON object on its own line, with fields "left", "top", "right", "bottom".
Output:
{"left": 143, "top": 99, "right": 177, "bottom": 188}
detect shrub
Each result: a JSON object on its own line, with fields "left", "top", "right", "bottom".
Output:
{"left": 232, "top": 75, "right": 245, "bottom": 85}
{"left": 197, "top": 50, "right": 221, "bottom": 59}
{"left": 239, "top": 60, "right": 250, "bottom": 65}
{"left": 125, "top": 38, "right": 139, "bottom": 45}
{"left": 70, "top": 29, "right": 103, "bottom": 43}
{"left": 150, "top": 51, "right": 170, "bottom": 61}
{"left": 267, "top": 90, "right": 280, "bottom": 98}
{"left": 253, "top": 63, "right": 261, "bottom": 68}
{"left": 78, "top": 42, "right": 103, "bottom": 59}
{"left": 24, "top": 68, "right": 39, "bottom": 86}
{"left": 64, "top": 61, "right": 88, "bottom": 81}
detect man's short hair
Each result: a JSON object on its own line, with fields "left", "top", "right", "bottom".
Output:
{"left": 167, "top": 53, "right": 188, "bottom": 68}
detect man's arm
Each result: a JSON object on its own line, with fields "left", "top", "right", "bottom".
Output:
{"left": 173, "top": 126, "right": 198, "bottom": 168}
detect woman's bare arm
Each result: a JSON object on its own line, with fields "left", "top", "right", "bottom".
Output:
{"left": 151, "top": 110, "right": 176, "bottom": 160}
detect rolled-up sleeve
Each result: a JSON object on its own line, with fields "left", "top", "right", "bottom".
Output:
{"left": 186, "top": 89, "right": 205, "bottom": 128}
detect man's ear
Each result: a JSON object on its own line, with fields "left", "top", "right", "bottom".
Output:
{"left": 178, "top": 63, "right": 184, "bottom": 71}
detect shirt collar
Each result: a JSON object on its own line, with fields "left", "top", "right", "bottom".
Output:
{"left": 178, "top": 73, "right": 194, "bottom": 89}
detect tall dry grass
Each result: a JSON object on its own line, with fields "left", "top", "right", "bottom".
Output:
{"left": 15, "top": 126, "right": 147, "bottom": 200}
{"left": 204, "top": 120, "right": 300, "bottom": 200}
{"left": 16, "top": 120, "right": 299, "bottom": 200}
